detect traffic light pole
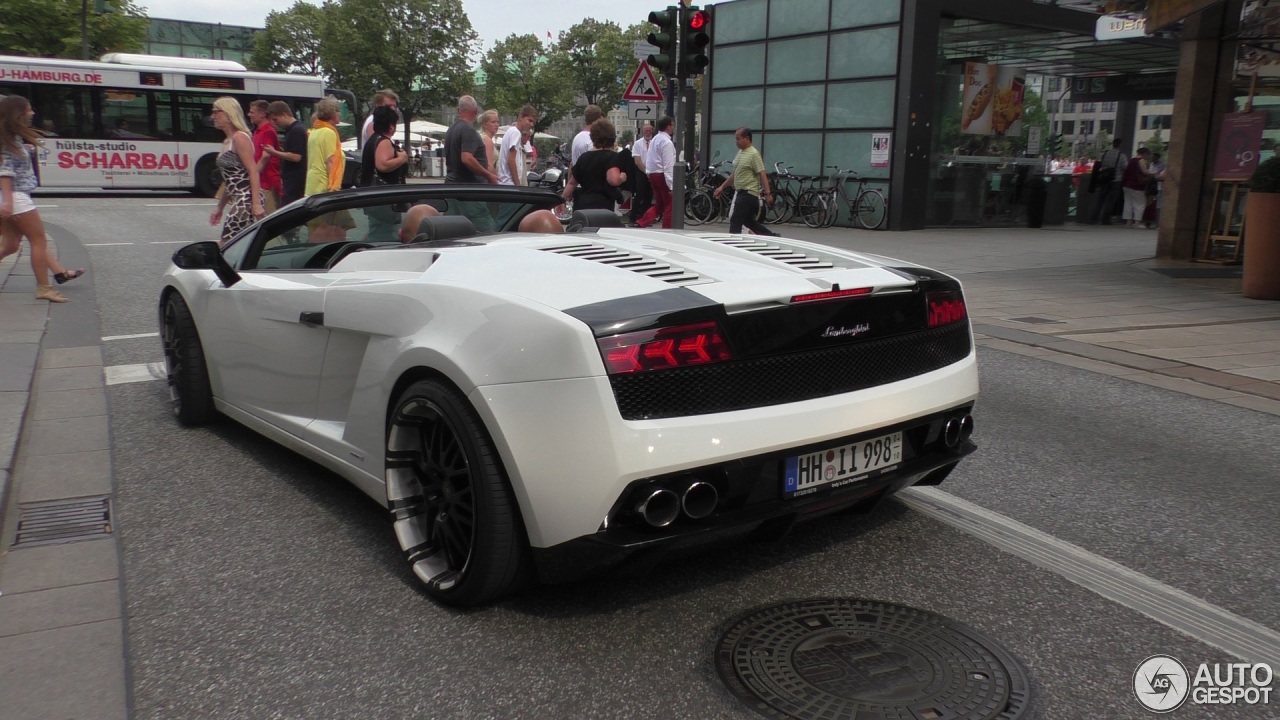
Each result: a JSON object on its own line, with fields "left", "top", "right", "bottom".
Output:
{"left": 669, "top": 4, "right": 686, "bottom": 229}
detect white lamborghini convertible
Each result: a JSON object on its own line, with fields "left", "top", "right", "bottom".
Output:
{"left": 160, "top": 184, "right": 978, "bottom": 606}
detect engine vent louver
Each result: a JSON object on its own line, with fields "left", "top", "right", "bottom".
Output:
{"left": 540, "top": 243, "right": 702, "bottom": 285}
{"left": 709, "top": 237, "right": 843, "bottom": 271}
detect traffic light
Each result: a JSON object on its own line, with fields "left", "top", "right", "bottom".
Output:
{"left": 681, "top": 7, "right": 711, "bottom": 77}
{"left": 647, "top": 6, "right": 679, "bottom": 79}
{"left": 1046, "top": 132, "right": 1063, "bottom": 157}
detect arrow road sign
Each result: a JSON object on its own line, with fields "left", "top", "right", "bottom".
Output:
{"left": 628, "top": 103, "right": 658, "bottom": 119}
{"left": 623, "top": 63, "right": 664, "bottom": 103}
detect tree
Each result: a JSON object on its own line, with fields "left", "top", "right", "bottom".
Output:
{"left": 1144, "top": 128, "right": 1167, "bottom": 157}
{"left": 249, "top": 2, "right": 327, "bottom": 77}
{"left": 319, "top": 0, "right": 476, "bottom": 123}
{"left": 480, "top": 34, "right": 574, "bottom": 133}
{"left": 552, "top": 19, "right": 632, "bottom": 113}
{"left": 0, "top": 0, "right": 146, "bottom": 59}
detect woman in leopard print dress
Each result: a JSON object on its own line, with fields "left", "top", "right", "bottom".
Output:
{"left": 208, "top": 97, "right": 264, "bottom": 244}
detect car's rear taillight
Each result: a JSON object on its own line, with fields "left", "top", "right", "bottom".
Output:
{"left": 926, "top": 291, "right": 968, "bottom": 328}
{"left": 598, "top": 321, "right": 734, "bottom": 375}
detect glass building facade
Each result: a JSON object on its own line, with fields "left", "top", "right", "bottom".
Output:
{"left": 707, "top": 0, "right": 901, "bottom": 224}
{"left": 703, "top": 0, "right": 1182, "bottom": 230}
{"left": 144, "top": 19, "right": 259, "bottom": 65}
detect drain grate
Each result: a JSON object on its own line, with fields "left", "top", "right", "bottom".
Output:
{"left": 12, "top": 496, "right": 112, "bottom": 548}
{"left": 714, "top": 598, "right": 1031, "bottom": 720}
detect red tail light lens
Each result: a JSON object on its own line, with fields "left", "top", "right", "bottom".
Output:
{"left": 926, "top": 291, "right": 968, "bottom": 328}
{"left": 598, "top": 321, "right": 733, "bottom": 375}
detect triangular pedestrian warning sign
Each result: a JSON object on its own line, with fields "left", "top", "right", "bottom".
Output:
{"left": 623, "top": 63, "right": 664, "bottom": 103}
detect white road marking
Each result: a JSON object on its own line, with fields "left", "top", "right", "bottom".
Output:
{"left": 85, "top": 242, "right": 133, "bottom": 246}
{"left": 145, "top": 203, "right": 216, "bottom": 207}
{"left": 36, "top": 204, "right": 58, "bottom": 208}
{"left": 899, "top": 487, "right": 1280, "bottom": 667}
{"left": 150, "top": 241, "right": 192, "bottom": 244}
{"left": 102, "top": 332, "right": 158, "bottom": 341}
{"left": 104, "top": 362, "right": 166, "bottom": 386}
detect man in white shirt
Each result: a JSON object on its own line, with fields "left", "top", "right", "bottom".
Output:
{"left": 636, "top": 116, "right": 675, "bottom": 229}
{"left": 498, "top": 105, "right": 539, "bottom": 186}
{"left": 571, "top": 105, "right": 604, "bottom": 167}
{"left": 628, "top": 122, "right": 653, "bottom": 224}
{"left": 361, "top": 89, "right": 399, "bottom": 145}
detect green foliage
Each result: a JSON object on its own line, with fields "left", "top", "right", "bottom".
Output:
{"left": 551, "top": 19, "right": 632, "bottom": 114}
{"left": 249, "top": 2, "right": 326, "bottom": 77}
{"left": 1094, "top": 128, "right": 1112, "bottom": 156}
{"left": 320, "top": 0, "right": 475, "bottom": 124}
{"left": 0, "top": 0, "right": 146, "bottom": 59}
{"left": 1250, "top": 156, "right": 1280, "bottom": 193}
{"left": 480, "top": 34, "right": 574, "bottom": 133}
{"left": 1144, "top": 128, "right": 1167, "bottom": 158}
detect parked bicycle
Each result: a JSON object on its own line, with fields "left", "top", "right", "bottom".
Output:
{"left": 797, "top": 166, "right": 887, "bottom": 230}
{"left": 762, "top": 162, "right": 816, "bottom": 225}
{"left": 684, "top": 153, "right": 734, "bottom": 225}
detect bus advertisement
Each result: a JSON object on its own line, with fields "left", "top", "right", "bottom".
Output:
{"left": 0, "top": 53, "right": 330, "bottom": 195}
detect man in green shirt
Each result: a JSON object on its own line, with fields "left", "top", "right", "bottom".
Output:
{"left": 714, "top": 126, "right": 778, "bottom": 236}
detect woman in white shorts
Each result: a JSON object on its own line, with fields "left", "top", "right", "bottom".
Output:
{"left": 0, "top": 95, "right": 85, "bottom": 303}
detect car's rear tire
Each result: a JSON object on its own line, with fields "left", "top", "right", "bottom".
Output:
{"left": 161, "top": 293, "right": 214, "bottom": 425}
{"left": 385, "top": 379, "right": 530, "bottom": 606}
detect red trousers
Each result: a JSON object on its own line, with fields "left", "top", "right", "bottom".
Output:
{"left": 639, "top": 172, "right": 672, "bottom": 228}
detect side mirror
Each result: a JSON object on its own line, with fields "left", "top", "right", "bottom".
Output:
{"left": 172, "top": 241, "right": 241, "bottom": 288}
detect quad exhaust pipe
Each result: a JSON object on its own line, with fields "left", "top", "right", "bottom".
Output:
{"left": 681, "top": 481, "right": 719, "bottom": 520}
{"left": 943, "top": 414, "right": 975, "bottom": 447}
{"left": 635, "top": 480, "right": 721, "bottom": 527}
{"left": 636, "top": 487, "right": 680, "bottom": 527}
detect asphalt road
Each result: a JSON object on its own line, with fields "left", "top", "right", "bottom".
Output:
{"left": 37, "top": 196, "right": 1280, "bottom": 719}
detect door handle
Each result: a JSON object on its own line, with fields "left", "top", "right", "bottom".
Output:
{"left": 299, "top": 311, "right": 325, "bottom": 326}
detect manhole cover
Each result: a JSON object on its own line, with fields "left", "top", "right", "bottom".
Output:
{"left": 12, "top": 496, "right": 112, "bottom": 548}
{"left": 714, "top": 598, "right": 1030, "bottom": 720}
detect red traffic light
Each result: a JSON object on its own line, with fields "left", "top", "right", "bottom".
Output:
{"left": 689, "top": 10, "right": 708, "bottom": 30}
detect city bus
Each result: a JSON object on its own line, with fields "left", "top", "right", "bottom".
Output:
{"left": 0, "top": 53, "right": 336, "bottom": 195}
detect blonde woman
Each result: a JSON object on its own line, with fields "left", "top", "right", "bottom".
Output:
{"left": 207, "top": 97, "right": 264, "bottom": 244}
{"left": 0, "top": 95, "right": 85, "bottom": 303}
{"left": 478, "top": 109, "right": 500, "bottom": 176}
{"left": 306, "top": 96, "right": 345, "bottom": 196}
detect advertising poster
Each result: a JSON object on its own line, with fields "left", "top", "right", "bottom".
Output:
{"left": 961, "top": 63, "right": 1026, "bottom": 137}
{"left": 871, "top": 133, "right": 890, "bottom": 168}
{"left": 1212, "top": 111, "right": 1266, "bottom": 181}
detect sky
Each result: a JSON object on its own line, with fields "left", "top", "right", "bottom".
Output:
{"left": 136, "top": 0, "right": 648, "bottom": 55}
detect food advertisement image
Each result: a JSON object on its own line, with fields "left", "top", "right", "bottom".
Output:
{"left": 961, "top": 62, "right": 1026, "bottom": 136}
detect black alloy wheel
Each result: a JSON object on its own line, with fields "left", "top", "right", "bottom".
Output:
{"left": 385, "top": 379, "right": 529, "bottom": 606}
{"left": 160, "top": 293, "right": 214, "bottom": 425}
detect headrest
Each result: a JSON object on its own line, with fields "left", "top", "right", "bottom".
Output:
{"left": 567, "top": 209, "right": 624, "bottom": 233}
{"left": 411, "top": 215, "right": 477, "bottom": 244}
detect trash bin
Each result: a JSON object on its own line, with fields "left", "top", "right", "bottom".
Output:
{"left": 1044, "top": 176, "right": 1070, "bottom": 225}
{"left": 1026, "top": 176, "right": 1047, "bottom": 228}
{"left": 1076, "top": 184, "right": 1098, "bottom": 224}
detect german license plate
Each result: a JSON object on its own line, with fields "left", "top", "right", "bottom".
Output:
{"left": 783, "top": 432, "right": 902, "bottom": 498}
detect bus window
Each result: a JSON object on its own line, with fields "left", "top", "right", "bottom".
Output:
{"left": 27, "top": 86, "right": 98, "bottom": 139}
{"left": 177, "top": 94, "right": 222, "bottom": 142}
{"left": 103, "top": 89, "right": 155, "bottom": 139}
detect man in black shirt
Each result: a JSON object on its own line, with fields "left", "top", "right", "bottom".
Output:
{"left": 444, "top": 95, "right": 498, "bottom": 184}
{"left": 264, "top": 101, "right": 308, "bottom": 205}
{"left": 444, "top": 95, "right": 498, "bottom": 231}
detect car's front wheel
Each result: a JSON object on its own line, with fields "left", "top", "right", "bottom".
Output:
{"left": 385, "top": 379, "right": 530, "bottom": 606}
{"left": 161, "top": 293, "right": 214, "bottom": 425}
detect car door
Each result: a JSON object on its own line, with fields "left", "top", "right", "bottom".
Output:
{"left": 198, "top": 218, "right": 351, "bottom": 434}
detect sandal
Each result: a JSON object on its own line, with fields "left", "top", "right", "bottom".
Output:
{"left": 54, "top": 269, "right": 85, "bottom": 284}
